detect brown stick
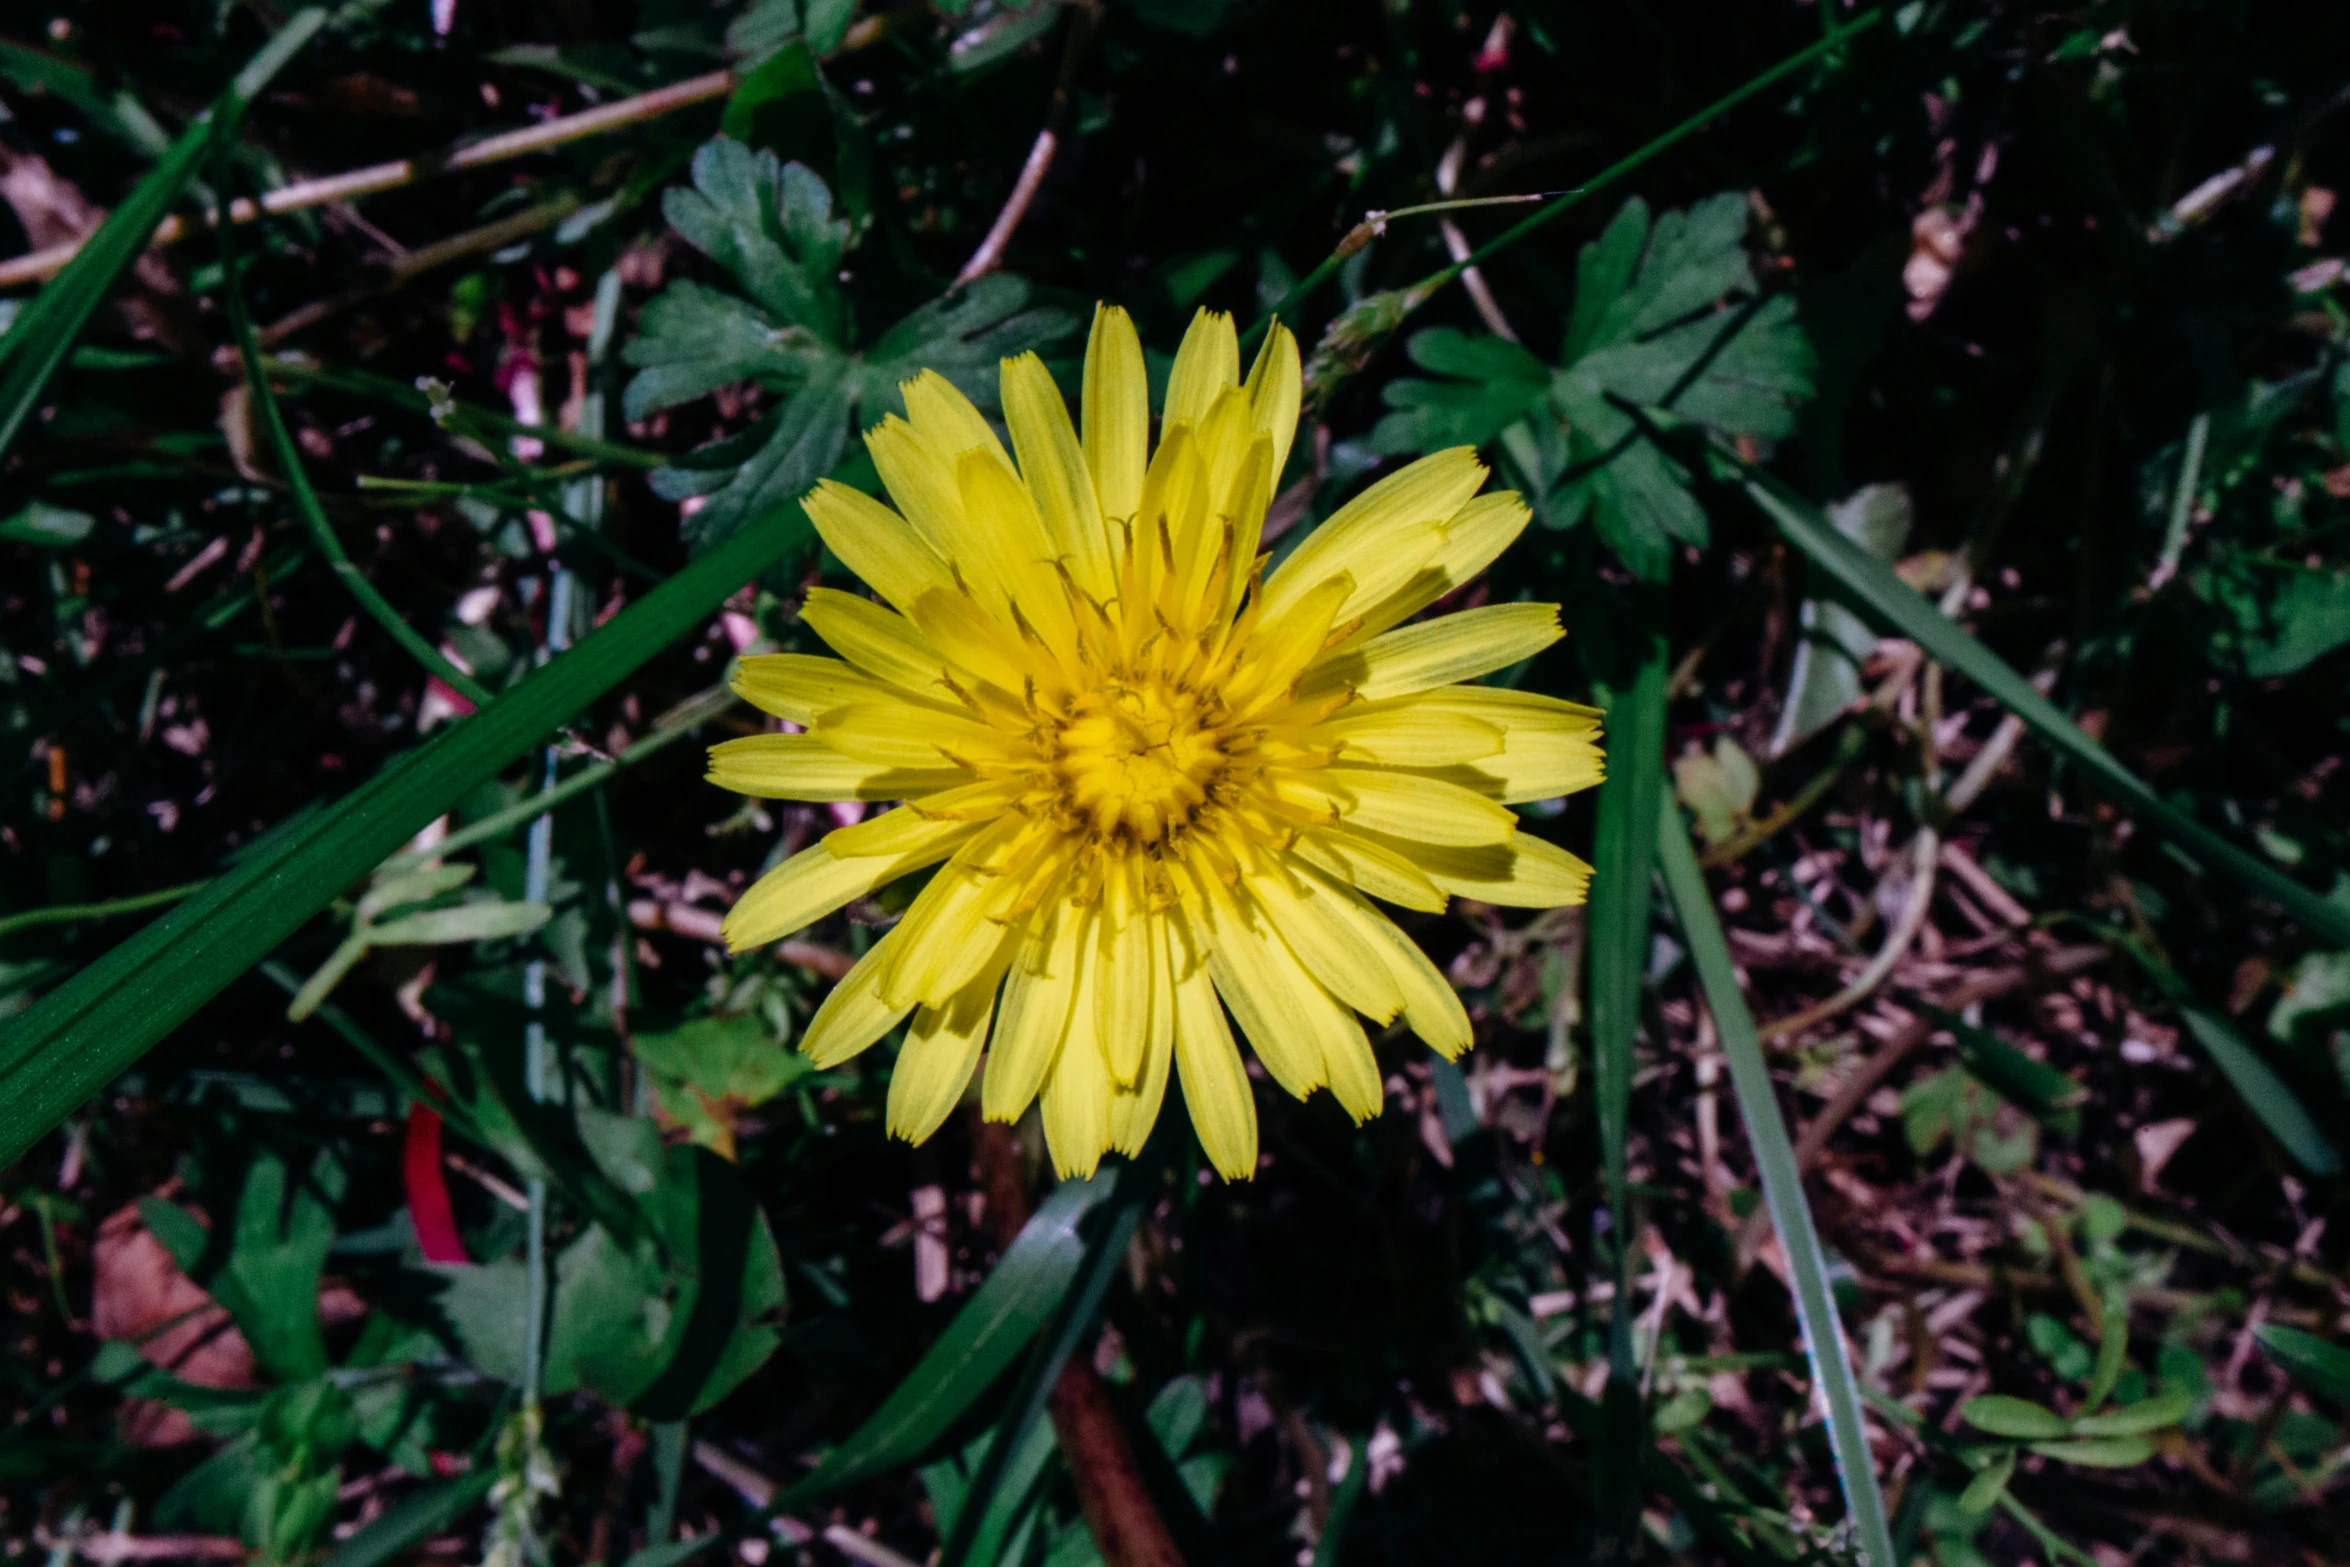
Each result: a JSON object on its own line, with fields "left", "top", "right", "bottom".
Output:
{"left": 970, "top": 1114, "right": 1185, "bottom": 1567}
{"left": 0, "top": 72, "right": 732, "bottom": 291}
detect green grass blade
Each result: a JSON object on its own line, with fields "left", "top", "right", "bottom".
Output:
{"left": 1742, "top": 468, "right": 2350, "bottom": 948}
{"left": 0, "top": 498, "right": 811, "bottom": 1168}
{"left": 773, "top": 1172, "right": 1121, "bottom": 1511}
{"left": 938, "top": 1178, "right": 1146, "bottom": 1567}
{"left": 0, "top": 9, "right": 326, "bottom": 462}
{"left": 321, "top": 1469, "right": 497, "bottom": 1567}
{"left": 1584, "top": 626, "right": 1666, "bottom": 1547}
{"left": 1658, "top": 810, "right": 1897, "bottom": 1567}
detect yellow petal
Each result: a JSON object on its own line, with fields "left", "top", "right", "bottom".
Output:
{"left": 822, "top": 781, "right": 1012, "bottom": 856}
{"left": 1244, "top": 320, "right": 1303, "bottom": 484}
{"left": 1040, "top": 973, "right": 1112, "bottom": 1180}
{"left": 863, "top": 413, "right": 969, "bottom": 562}
{"left": 732, "top": 652, "right": 911, "bottom": 726}
{"left": 1224, "top": 571, "right": 1353, "bottom": 714}
{"left": 982, "top": 902, "right": 1087, "bottom": 1122}
{"left": 1003, "top": 351, "right": 1113, "bottom": 597}
{"left": 1394, "top": 688, "right": 1606, "bottom": 802}
{"left": 1237, "top": 859, "right": 1404, "bottom": 1024}
{"left": 1305, "top": 602, "right": 1564, "bottom": 703}
{"left": 1312, "top": 699, "right": 1507, "bottom": 766}
{"left": 1107, "top": 914, "right": 1177, "bottom": 1156}
{"left": 954, "top": 447, "right": 1066, "bottom": 617}
{"left": 905, "top": 587, "right": 1055, "bottom": 697}
{"left": 1094, "top": 868, "right": 1154, "bottom": 1085}
{"left": 901, "top": 368, "right": 1009, "bottom": 466}
{"left": 1082, "top": 303, "right": 1149, "bottom": 524}
{"left": 1272, "top": 764, "right": 1518, "bottom": 846}
{"left": 1317, "top": 881, "right": 1474, "bottom": 1058}
{"left": 1288, "top": 827, "right": 1449, "bottom": 913}
{"left": 1168, "top": 944, "right": 1257, "bottom": 1179}
{"left": 1352, "top": 489, "right": 1532, "bottom": 639}
{"left": 888, "top": 965, "right": 1006, "bottom": 1144}
{"left": 801, "top": 938, "right": 915, "bottom": 1068}
{"left": 723, "top": 820, "right": 978, "bottom": 949}
{"left": 1203, "top": 883, "right": 1334, "bottom": 1104}
{"left": 1163, "top": 307, "right": 1239, "bottom": 429}
{"left": 707, "top": 733, "right": 966, "bottom": 802}
{"left": 802, "top": 478, "right": 954, "bottom": 613}
{"left": 876, "top": 843, "right": 1024, "bottom": 1008}
{"left": 801, "top": 587, "right": 951, "bottom": 697}
{"left": 814, "top": 701, "right": 1023, "bottom": 770}
{"left": 1262, "top": 448, "right": 1486, "bottom": 624}
{"left": 1387, "top": 831, "right": 1594, "bottom": 907}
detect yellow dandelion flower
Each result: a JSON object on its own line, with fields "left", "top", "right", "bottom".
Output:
{"left": 708, "top": 304, "right": 1604, "bottom": 1180}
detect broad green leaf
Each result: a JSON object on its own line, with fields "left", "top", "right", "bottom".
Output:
{"left": 1958, "top": 1395, "right": 2071, "bottom": 1440}
{"left": 1367, "top": 328, "right": 1549, "bottom": 452}
{"left": 2072, "top": 1392, "right": 2193, "bottom": 1436}
{"left": 2267, "top": 950, "right": 2350, "bottom": 1045}
{"left": 0, "top": 9, "right": 325, "bottom": 464}
{"left": 1657, "top": 811, "right": 1896, "bottom": 1567}
{"left": 1672, "top": 735, "right": 1761, "bottom": 846}
{"left": 1374, "top": 194, "right": 1813, "bottom": 579}
{"left": 777, "top": 1171, "right": 1120, "bottom": 1508}
{"left": 213, "top": 1152, "right": 340, "bottom": 1383}
{"left": 1957, "top": 1447, "right": 2015, "bottom": 1515}
{"left": 0, "top": 500, "right": 95, "bottom": 546}
{"left": 632, "top": 1013, "right": 812, "bottom": 1157}
{"left": 2194, "top": 555, "right": 2350, "bottom": 678}
{"left": 1744, "top": 464, "right": 2350, "bottom": 950}
{"left": 357, "top": 865, "right": 477, "bottom": 922}
{"left": 625, "top": 145, "right": 1076, "bottom": 551}
{"left": 2255, "top": 1325, "right": 2350, "bottom": 1404}
{"left": 1771, "top": 483, "right": 1911, "bottom": 755}
{"left": 2026, "top": 1436, "right": 2155, "bottom": 1467}
{"left": 0, "top": 494, "right": 815, "bottom": 1170}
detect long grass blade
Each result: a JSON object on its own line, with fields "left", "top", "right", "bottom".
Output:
{"left": 1743, "top": 467, "right": 2350, "bottom": 948}
{"left": 0, "top": 9, "right": 326, "bottom": 462}
{"left": 1657, "top": 809, "right": 1896, "bottom": 1567}
{"left": 1583, "top": 625, "right": 1666, "bottom": 1548}
{"left": 772, "top": 1172, "right": 1121, "bottom": 1511}
{"left": 0, "top": 496, "right": 812, "bottom": 1168}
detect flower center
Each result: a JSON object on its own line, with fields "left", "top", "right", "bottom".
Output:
{"left": 1048, "top": 677, "right": 1231, "bottom": 847}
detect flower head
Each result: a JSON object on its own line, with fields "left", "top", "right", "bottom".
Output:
{"left": 710, "top": 305, "right": 1603, "bottom": 1179}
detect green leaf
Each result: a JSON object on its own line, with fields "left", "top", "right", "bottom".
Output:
{"left": 1743, "top": 464, "right": 2350, "bottom": 950}
{"left": 1933, "top": 1008, "right": 2086, "bottom": 1129}
{"left": 321, "top": 1471, "right": 496, "bottom": 1567}
{"left": 2174, "top": 997, "right": 2340, "bottom": 1176}
{"left": 2194, "top": 555, "right": 2350, "bottom": 678}
{"left": 1657, "top": 811, "right": 1896, "bottom": 1567}
{"left": 1958, "top": 1395, "right": 2072, "bottom": 1440}
{"left": 0, "top": 500, "right": 96, "bottom": 546}
{"left": 1590, "top": 636, "right": 1668, "bottom": 1211}
{"left": 364, "top": 901, "right": 553, "bottom": 947}
{"left": 2255, "top": 1325, "right": 2350, "bottom": 1404}
{"left": 2072, "top": 1391, "right": 2193, "bottom": 1436}
{"left": 212, "top": 1152, "right": 340, "bottom": 1383}
{"left": 632, "top": 1013, "right": 811, "bottom": 1155}
{"left": 776, "top": 1172, "right": 1121, "bottom": 1508}
{"left": 2026, "top": 1436, "right": 2155, "bottom": 1468}
{"left": 1672, "top": 735, "right": 1761, "bottom": 846}
{"left": 2267, "top": 950, "right": 2350, "bottom": 1045}
{"left": 1771, "top": 483, "right": 1911, "bottom": 754}
{"left": 1956, "top": 1447, "right": 2015, "bottom": 1515}
{"left": 1368, "top": 328, "right": 1549, "bottom": 453}
{"left": 622, "top": 1536, "right": 722, "bottom": 1567}
{"left": 0, "top": 494, "right": 815, "bottom": 1170}
{"left": 625, "top": 145, "right": 1076, "bottom": 552}
{"left": 0, "top": 9, "right": 326, "bottom": 465}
